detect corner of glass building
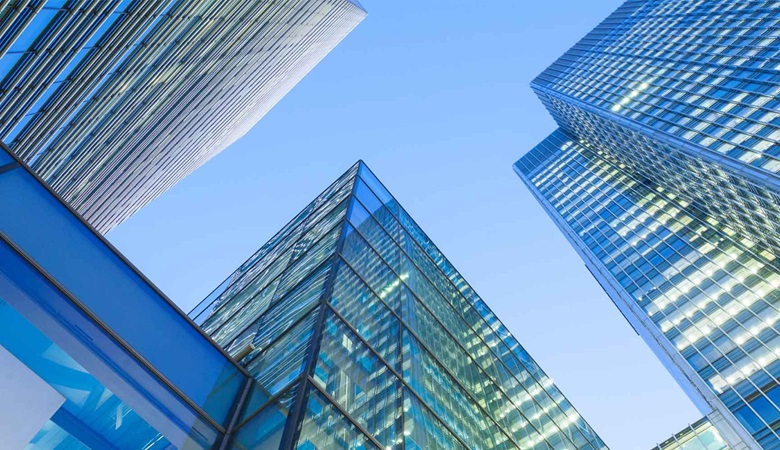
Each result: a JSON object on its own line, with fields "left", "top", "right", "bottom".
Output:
{"left": 193, "top": 160, "right": 610, "bottom": 449}
{"left": 0, "top": 0, "right": 367, "bottom": 234}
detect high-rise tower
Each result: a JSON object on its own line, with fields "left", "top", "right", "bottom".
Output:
{"left": 516, "top": 1, "right": 780, "bottom": 449}
{"left": 191, "top": 161, "right": 608, "bottom": 449}
{"left": 0, "top": 0, "right": 365, "bottom": 232}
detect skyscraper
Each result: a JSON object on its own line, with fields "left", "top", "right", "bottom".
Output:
{"left": 0, "top": 141, "right": 251, "bottom": 448}
{"left": 190, "top": 161, "right": 608, "bottom": 449}
{"left": 1, "top": 0, "right": 366, "bottom": 233}
{"left": 515, "top": 1, "right": 780, "bottom": 449}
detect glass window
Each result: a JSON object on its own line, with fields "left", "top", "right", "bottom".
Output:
{"left": 0, "top": 297, "right": 191, "bottom": 449}
{"left": 312, "top": 312, "right": 402, "bottom": 447}
{"left": 233, "top": 399, "right": 290, "bottom": 450}
{"left": 295, "top": 388, "right": 378, "bottom": 449}
{"left": 244, "top": 307, "right": 319, "bottom": 396}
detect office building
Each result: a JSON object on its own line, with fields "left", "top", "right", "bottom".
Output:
{"left": 0, "top": 143, "right": 605, "bottom": 448}
{"left": 190, "top": 161, "right": 609, "bottom": 449}
{"left": 516, "top": 1, "right": 780, "bottom": 448}
{"left": 1, "top": 0, "right": 366, "bottom": 232}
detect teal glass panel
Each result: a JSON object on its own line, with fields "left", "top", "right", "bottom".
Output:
{"left": 233, "top": 387, "right": 296, "bottom": 450}
{"left": 353, "top": 179, "right": 385, "bottom": 219}
{"left": 401, "top": 328, "right": 511, "bottom": 450}
{"left": 289, "top": 197, "right": 350, "bottom": 262}
{"left": 328, "top": 261, "right": 401, "bottom": 371}
{"left": 244, "top": 307, "right": 319, "bottom": 396}
{"left": 253, "top": 264, "right": 329, "bottom": 352}
{"left": 347, "top": 198, "right": 402, "bottom": 272}
{"left": 312, "top": 311, "right": 402, "bottom": 447}
{"left": 295, "top": 388, "right": 378, "bottom": 449}
{"left": 273, "top": 223, "right": 342, "bottom": 302}
{"left": 239, "top": 378, "right": 301, "bottom": 430}
{"left": 403, "top": 391, "right": 467, "bottom": 450}
{"left": 201, "top": 253, "right": 289, "bottom": 344}
{"left": 229, "top": 163, "right": 355, "bottom": 283}
{"left": 219, "top": 278, "right": 281, "bottom": 356}
{"left": 230, "top": 262, "right": 329, "bottom": 366}
{"left": 340, "top": 223, "right": 397, "bottom": 300}
{"left": 356, "top": 165, "right": 397, "bottom": 216}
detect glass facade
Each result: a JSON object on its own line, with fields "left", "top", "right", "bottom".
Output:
{"left": 0, "top": 142, "right": 251, "bottom": 448}
{"left": 652, "top": 417, "right": 730, "bottom": 450}
{"left": 0, "top": 0, "right": 366, "bottom": 233}
{"left": 533, "top": 0, "right": 780, "bottom": 256}
{"left": 191, "top": 161, "right": 608, "bottom": 449}
{"left": 517, "top": 132, "right": 778, "bottom": 448}
{"left": 514, "top": 2, "right": 780, "bottom": 449}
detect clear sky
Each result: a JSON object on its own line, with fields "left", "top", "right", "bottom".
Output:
{"left": 107, "top": 1, "right": 703, "bottom": 448}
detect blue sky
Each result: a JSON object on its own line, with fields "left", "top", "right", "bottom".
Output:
{"left": 108, "top": 1, "right": 702, "bottom": 448}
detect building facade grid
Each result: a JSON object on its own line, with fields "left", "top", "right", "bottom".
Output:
{"left": 191, "top": 162, "right": 608, "bottom": 449}
{"left": 515, "top": 1, "right": 780, "bottom": 448}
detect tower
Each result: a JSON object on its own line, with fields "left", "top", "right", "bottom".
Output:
{"left": 0, "top": 0, "right": 366, "bottom": 232}
{"left": 515, "top": 1, "right": 780, "bottom": 448}
{"left": 192, "top": 161, "right": 608, "bottom": 449}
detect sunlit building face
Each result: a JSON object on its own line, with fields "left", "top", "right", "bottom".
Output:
{"left": 0, "top": 0, "right": 365, "bottom": 232}
{"left": 516, "top": 1, "right": 780, "bottom": 449}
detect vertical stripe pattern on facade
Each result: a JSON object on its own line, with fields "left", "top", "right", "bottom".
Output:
{"left": 0, "top": 0, "right": 366, "bottom": 233}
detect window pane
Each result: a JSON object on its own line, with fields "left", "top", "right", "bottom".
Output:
{"left": 312, "top": 312, "right": 402, "bottom": 447}
{"left": 296, "top": 388, "right": 378, "bottom": 449}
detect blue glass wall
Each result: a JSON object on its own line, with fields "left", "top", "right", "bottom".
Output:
{"left": 533, "top": 0, "right": 780, "bottom": 261}
{"left": 0, "top": 143, "right": 248, "bottom": 448}
{"left": 516, "top": 131, "right": 774, "bottom": 448}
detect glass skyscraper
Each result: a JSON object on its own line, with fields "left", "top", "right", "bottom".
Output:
{"left": 515, "top": 1, "right": 780, "bottom": 449}
{"left": 190, "top": 161, "right": 608, "bottom": 449}
{"left": 0, "top": 0, "right": 366, "bottom": 233}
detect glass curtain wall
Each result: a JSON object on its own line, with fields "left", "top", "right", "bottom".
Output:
{"left": 517, "top": 130, "right": 780, "bottom": 448}
{"left": 0, "top": 0, "right": 366, "bottom": 233}
{"left": 192, "top": 161, "right": 608, "bottom": 450}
